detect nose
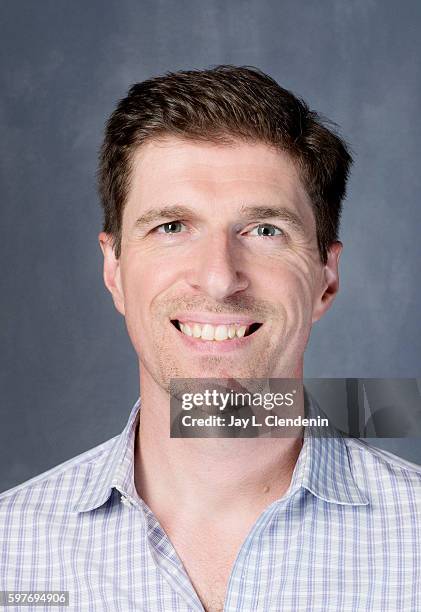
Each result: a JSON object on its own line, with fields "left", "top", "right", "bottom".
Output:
{"left": 186, "top": 232, "right": 249, "bottom": 301}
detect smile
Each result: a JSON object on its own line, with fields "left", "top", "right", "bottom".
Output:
{"left": 171, "top": 320, "right": 262, "bottom": 342}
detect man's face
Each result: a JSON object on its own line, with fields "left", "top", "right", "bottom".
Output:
{"left": 100, "top": 137, "right": 341, "bottom": 392}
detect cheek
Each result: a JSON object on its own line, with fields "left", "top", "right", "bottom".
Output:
{"left": 120, "top": 255, "right": 184, "bottom": 343}
{"left": 256, "top": 251, "right": 319, "bottom": 316}
{"left": 121, "top": 253, "right": 174, "bottom": 305}
{"left": 118, "top": 261, "right": 151, "bottom": 342}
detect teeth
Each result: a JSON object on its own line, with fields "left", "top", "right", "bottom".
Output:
{"left": 236, "top": 326, "right": 246, "bottom": 338}
{"left": 201, "top": 324, "right": 214, "bottom": 340}
{"left": 176, "top": 321, "right": 257, "bottom": 341}
{"left": 215, "top": 325, "right": 228, "bottom": 341}
{"left": 181, "top": 323, "right": 192, "bottom": 336}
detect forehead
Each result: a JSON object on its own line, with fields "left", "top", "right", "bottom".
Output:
{"left": 125, "top": 136, "right": 315, "bottom": 228}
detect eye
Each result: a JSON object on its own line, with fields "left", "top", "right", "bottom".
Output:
{"left": 156, "top": 221, "right": 186, "bottom": 234}
{"left": 249, "top": 223, "right": 284, "bottom": 237}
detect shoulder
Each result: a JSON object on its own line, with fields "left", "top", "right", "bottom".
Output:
{"left": 344, "top": 437, "right": 421, "bottom": 504}
{"left": 0, "top": 435, "right": 117, "bottom": 513}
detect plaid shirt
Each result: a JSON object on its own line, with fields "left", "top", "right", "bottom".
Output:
{"left": 1, "top": 395, "right": 421, "bottom": 611}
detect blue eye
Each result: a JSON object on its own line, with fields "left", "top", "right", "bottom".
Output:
{"left": 249, "top": 224, "right": 284, "bottom": 237}
{"left": 157, "top": 221, "right": 185, "bottom": 234}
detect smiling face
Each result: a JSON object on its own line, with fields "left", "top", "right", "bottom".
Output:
{"left": 99, "top": 136, "right": 341, "bottom": 392}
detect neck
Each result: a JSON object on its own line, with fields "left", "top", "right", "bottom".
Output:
{"left": 134, "top": 368, "right": 304, "bottom": 528}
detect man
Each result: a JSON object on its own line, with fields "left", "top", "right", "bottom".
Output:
{"left": 1, "top": 65, "right": 420, "bottom": 611}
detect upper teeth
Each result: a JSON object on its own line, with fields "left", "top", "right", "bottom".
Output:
{"left": 178, "top": 321, "right": 249, "bottom": 341}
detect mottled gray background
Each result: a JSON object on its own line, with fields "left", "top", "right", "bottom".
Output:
{"left": 1, "top": 0, "right": 420, "bottom": 492}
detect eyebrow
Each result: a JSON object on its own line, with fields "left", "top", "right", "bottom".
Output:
{"left": 133, "top": 204, "right": 306, "bottom": 234}
{"left": 133, "top": 206, "right": 194, "bottom": 229}
{"left": 238, "top": 205, "right": 306, "bottom": 234}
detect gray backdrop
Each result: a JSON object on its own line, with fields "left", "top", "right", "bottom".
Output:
{"left": 1, "top": 0, "right": 420, "bottom": 493}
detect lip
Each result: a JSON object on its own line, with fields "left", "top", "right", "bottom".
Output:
{"left": 170, "top": 318, "right": 263, "bottom": 353}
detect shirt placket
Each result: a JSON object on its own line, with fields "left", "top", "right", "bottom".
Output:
{"left": 143, "top": 503, "right": 205, "bottom": 611}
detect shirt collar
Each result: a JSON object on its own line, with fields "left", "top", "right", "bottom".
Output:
{"left": 287, "top": 390, "right": 369, "bottom": 506}
{"left": 73, "top": 390, "right": 369, "bottom": 513}
{"left": 72, "top": 398, "right": 141, "bottom": 512}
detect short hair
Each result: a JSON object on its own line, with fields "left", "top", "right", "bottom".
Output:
{"left": 98, "top": 65, "right": 352, "bottom": 263}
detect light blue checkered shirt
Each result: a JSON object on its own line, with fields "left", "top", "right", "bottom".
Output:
{"left": 1, "top": 396, "right": 421, "bottom": 611}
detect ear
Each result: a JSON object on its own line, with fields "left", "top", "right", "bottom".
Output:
{"left": 98, "top": 232, "right": 125, "bottom": 316}
{"left": 312, "top": 241, "right": 342, "bottom": 324}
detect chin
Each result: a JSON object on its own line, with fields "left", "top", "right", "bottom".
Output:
{"left": 174, "top": 358, "right": 269, "bottom": 381}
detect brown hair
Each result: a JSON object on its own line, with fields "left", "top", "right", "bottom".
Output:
{"left": 98, "top": 65, "right": 352, "bottom": 263}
